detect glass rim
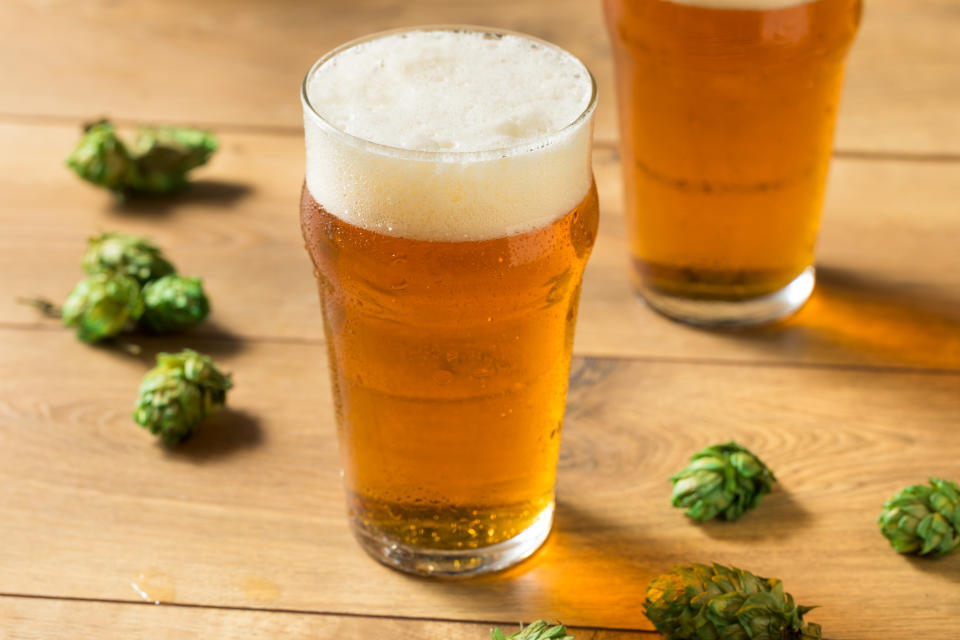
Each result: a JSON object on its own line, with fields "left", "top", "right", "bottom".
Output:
{"left": 300, "top": 24, "right": 598, "bottom": 163}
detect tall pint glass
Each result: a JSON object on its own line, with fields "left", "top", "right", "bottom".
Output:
{"left": 605, "top": 0, "right": 861, "bottom": 326}
{"left": 300, "top": 27, "right": 598, "bottom": 576}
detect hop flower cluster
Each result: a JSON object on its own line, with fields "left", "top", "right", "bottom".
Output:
{"left": 65, "top": 120, "right": 217, "bottom": 197}
{"left": 644, "top": 563, "right": 821, "bottom": 640}
{"left": 134, "top": 349, "right": 233, "bottom": 445}
{"left": 61, "top": 232, "right": 209, "bottom": 342}
{"left": 670, "top": 442, "right": 776, "bottom": 522}
{"left": 490, "top": 621, "right": 574, "bottom": 640}
{"left": 878, "top": 478, "right": 960, "bottom": 557}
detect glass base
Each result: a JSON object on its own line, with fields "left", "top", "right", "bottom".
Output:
{"left": 350, "top": 501, "right": 554, "bottom": 578}
{"left": 638, "top": 266, "right": 815, "bottom": 328}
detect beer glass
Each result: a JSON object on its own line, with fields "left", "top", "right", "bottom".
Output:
{"left": 300, "top": 27, "right": 598, "bottom": 576}
{"left": 605, "top": 0, "right": 861, "bottom": 326}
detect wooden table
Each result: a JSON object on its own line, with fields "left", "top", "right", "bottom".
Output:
{"left": 2, "top": 1, "right": 958, "bottom": 637}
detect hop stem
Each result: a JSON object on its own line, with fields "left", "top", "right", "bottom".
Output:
{"left": 17, "top": 297, "right": 62, "bottom": 318}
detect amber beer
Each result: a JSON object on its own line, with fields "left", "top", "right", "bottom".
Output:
{"left": 605, "top": 0, "right": 861, "bottom": 325}
{"left": 300, "top": 28, "right": 597, "bottom": 576}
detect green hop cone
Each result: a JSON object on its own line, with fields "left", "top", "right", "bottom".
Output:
{"left": 61, "top": 272, "right": 144, "bottom": 343}
{"left": 82, "top": 231, "right": 175, "bottom": 285}
{"left": 491, "top": 621, "right": 574, "bottom": 640}
{"left": 133, "top": 349, "right": 233, "bottom": 445}
{"left": 644, "top": 563, "right": 821, "bottom": 640}
{"left": 878, "top": 478, "right": 960, "bottom": 557}
{"left": 65, "top": 120, "right": 139, "bottom": 194}
{"left": 141, "top": 274, "right": 210, "bottom": 332}
{"left": 671, "top": 442, "right": 776, "bottom": 522}
{"left": 129, "top": 124, "right": 218, "bottom": 194}
{"left": 65, "top": 119, "right": 217, "bottom": 196}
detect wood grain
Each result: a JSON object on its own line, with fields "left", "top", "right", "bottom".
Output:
{"left": 2, "top": 1, "right": 959, "bottom": 637}
{"left": 3, "top": 122, "right": 959, "bottom": 370}
{"left": 2, "top": 330, "right": 957, "bottom": 638}
{"left": 0, "top": 596, "right": 650, "bottom": 639}
{"left": 1, "top": 0, "right": 959, "bottom": 154}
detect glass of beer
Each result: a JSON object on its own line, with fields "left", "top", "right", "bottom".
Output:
{"left": 604, "top": 0, "right": 861, "bottom": 326}
{"left": 300, "top": 27, "right": 598, "bottom": 576}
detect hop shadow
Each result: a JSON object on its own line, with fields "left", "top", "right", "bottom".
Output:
{"left": 91, "top": 320, "right": 249, "bottom": 366}
{"left": 696, "top": 488, "right": 813, "bottom": 542}
{"left": 904, "top": 552, "right": 960, "bottom": 583}
{"left": 156, "top": 319, "right": 249, "bottom": 357}
{"left": 109, "top": 180, "right": 253, "bottom": 216}
{"left": 161, "top": 407, "right": 263, "bottom": 462}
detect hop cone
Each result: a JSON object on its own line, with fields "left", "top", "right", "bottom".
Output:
{"left": 878, "top": 478, "right": 960, "bottom": 557}
{"left": 83, "top": 231, "right": 175, "bottom": 285}
{"left": 64, "top": 120, "right": 139, "bottom": 194}
{"left": 644, "top": 563, "right": 821, "bottom": 640}
{"left": 129, "top": 125, "right": 218, "bottom": 194}
{"left": 671, "top": 442, "right": 776, "bottom": 522}
{"left": 65, "top": 119, "right": 217, "bottom": 196}
{"left": 133, "top": 349, "right": 232, "bottom": 444}
{"left": 491, "top": 621, "right": 574, "bottom": 640}
{"left": 61, "top": 272, "right": 144, "bottom": 342}
{"left": 141, "top": 274, "right": 210, "bottom": 332}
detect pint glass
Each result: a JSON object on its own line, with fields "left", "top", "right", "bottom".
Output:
{"left": 605, "top": 0, "right": 861, "bottom": 325}
{"left": 300, "top": 27, "right": 598, "bottom": 576}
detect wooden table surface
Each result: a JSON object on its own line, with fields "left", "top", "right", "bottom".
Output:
{"left": 2, "top": 1, "right": 958, "bottom": 638}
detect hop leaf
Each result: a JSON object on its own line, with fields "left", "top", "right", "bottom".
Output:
{"left": 65, "top": 119, "right": 217, "bottom": 196}
{"left": 141, "top": 274, "right": 210, "bottom": 332}
{"left": 491, "top": 621, "right": 574, "bottom": 640}
{"left": 133, "top": 349, "right": 233, "bottom": 444}
{"left": 671, "top": 442, "right": 776, "bottom": 522}
{"left": 61, "top": 272, "right": 144, "bottom": 342}
{"left": 878, "top": 478, "right": 960, "bottom": 557}
{"left": 82, "top": 231, "right": 175, "bottom": 285}
{"left": 644, "top": 563, "right": 821, "bottom": 640}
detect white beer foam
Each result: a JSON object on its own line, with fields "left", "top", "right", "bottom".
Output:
{"left": 663, "top": 0, "right": 813, "bottom": 9}
{"left": 303, "top": 29, "right": 595, "bottom": 242}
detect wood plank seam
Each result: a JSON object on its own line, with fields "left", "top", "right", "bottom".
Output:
{"left": 3, "top": 324, "right": 958, "bottom": 377}
{"left": 0, "top": 593, "right": 662, "bottom": 635}
{"left": 1, "top": 112, "right": 958, "bottom": 164}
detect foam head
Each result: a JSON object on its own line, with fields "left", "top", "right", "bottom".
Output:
{"left": 302, "top": 27, "right": 596, "bottom": 242}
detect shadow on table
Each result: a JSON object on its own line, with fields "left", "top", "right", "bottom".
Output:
{"left": 162, "top": 407, "right": 263, "bottom": 462}
{"left": 696, "top": 488, "right": 812, "bottom": 542}
{"left": 109, "top": 180, "right": 253, "bottom": 216}
{"left": 904, "top": 553, "right": 960, "bottom": 583}
{"left": 711, "top": 265, "right": 960, "bottom": 369}
{"left": 402, "top": 501, "right": 657, "bottom": 628}
{"left": 88, "top": 321, "right": 249, "bottom": 367}
{"left": 179, "top": 320, "right": 250, "bottom": 357}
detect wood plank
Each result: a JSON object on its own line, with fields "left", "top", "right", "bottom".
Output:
{"left": 3, "top": 122, "right": 959, "bottom": 370}
{"left": 1, "top": 0, "right": 959, "bottom": 154}
{"left": 2, "top": 329, "right": 958, "bottom": 638}
{"left": 0, "top": 596, "right": 648, "bottom": 639}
